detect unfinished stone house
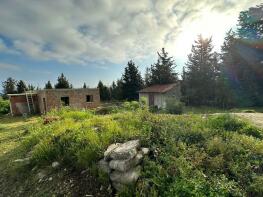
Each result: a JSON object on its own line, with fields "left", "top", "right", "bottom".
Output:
{"left": 8, "top": 88, "right": 100, "bottom": 116}
{"left": 138, "top": 83, "right": 181, "bottom": 109}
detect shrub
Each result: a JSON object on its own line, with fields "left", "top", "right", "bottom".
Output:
{"left": 0, "top": 98, "right": 10, "bottom": 115}
{"left": 209, "top": 114, "right": 245, "bottom": 131}
{"left": 165, "top": 98, "right": 184, "bottom": 114}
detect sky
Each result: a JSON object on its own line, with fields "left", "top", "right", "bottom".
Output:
{"left": 0, "top": 0, "right": 262, "bottom": 89}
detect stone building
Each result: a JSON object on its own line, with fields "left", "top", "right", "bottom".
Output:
{"left": 8, "top": 88, "right": 100, "bottom": 116}
{"left": 138, "top": 83, "right": 181, "bottom": 109}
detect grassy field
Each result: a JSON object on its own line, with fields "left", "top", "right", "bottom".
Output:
{"left": 0, "top": 104, "right": 263, "bottom": 196}
{"left": 0, "top": 115, "right": 109, "bottom": 197}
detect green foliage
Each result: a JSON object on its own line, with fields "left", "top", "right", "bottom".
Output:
{"left": 16, "top": 80, "right": 28, "bottom": 93}
{"left": 54, "top": 73, "right": 70, "bottom": 89}
{"left": 44, "top": 80, "right": 53, "bottom": 89}
{"left": 97, "top": 80, "right": 111, "bottom": 101}
{"left": 122, "top": 60, "right": 144, "bottom": 101}
{"left": 165, "top": 98, "right": 184, "bottom": 114}
{"left": 1, "top": 77, "right": 16, "bottom": 98}
{"left": 22, "top": 108, "right": 263, "bottom": 196}
{"left": 182, "top": 36, "right": 220, "bottom": 106}
{"left": 146, "top": 48, "right": 178, "bottom": 85}
{"left": 0, "top": 98, "right": 10, "bottom": 114}
{"left": 24, "top": 105, "right": 151, "bottom": 168}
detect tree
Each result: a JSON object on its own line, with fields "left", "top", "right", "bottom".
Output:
{"left": 2, "top": 77, "right": 16, "bottom": 98}
{"left": 28, "top": 84, "right": 36, "bottom": 91}
{"left": 110, "top": 80, "right": 123, "bottom": 101}
{"left": 97, "top": 81, "right": 110, "bottom": 101}
{"left": 83, "top": 83, "right": 87, "bottom": 88}
{"left": 121, "top": 60, "right": 143, "bottom": 100}
{"left": 148, "top": 48, "right": 178, "bottom": 85}
{"left": 16, "top": 80, "right": 28, "bottom": 93}
{"left": 55, "top": 73, "right": 70, "bottom": 89}
{"left": 238, "top": 4, "right": 263, "bottom": 40}
{"left": 236, "top": 4, "right": 263, "bottom": 106}
{"left": 218, "top": 4, "right": 263, "bottom": 107}
{"left": 44, "top": 81, "right": 53, "bottom": 89}
{"left": 144, "top": 67, "right": 152, "bottom": 86}
{"left": 182, "top": 35, "right": 219, "bottom": 106}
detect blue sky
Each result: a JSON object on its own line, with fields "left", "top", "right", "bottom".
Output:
{"left": 0, "top": 0, "right": 262, "bottom": 89}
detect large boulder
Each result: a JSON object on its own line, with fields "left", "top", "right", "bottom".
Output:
{"left": 109, "top": 153, "right": 143, "bottom": 172}
{"left": 110, "top": 166, "right": 141, "bottom": 185}
{"left": 110, "top": 140, "right": 140, "bottom": 160}
{"left": 104, "top": 143, "right": 121, "bottom": 160}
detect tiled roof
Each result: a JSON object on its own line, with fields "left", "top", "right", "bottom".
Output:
{"left": 138, "top": 83, "right": 177, "bottom": 93}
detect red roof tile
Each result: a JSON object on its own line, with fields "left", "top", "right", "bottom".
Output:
{"left": 138, "top": 83, "right": 177, "bottom": 93}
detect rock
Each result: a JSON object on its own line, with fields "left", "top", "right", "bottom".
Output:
{"left": 81, "top": 169, "right": 88, "bottom": 175}
{"left": 32, "top": 166, "right": 38, "bottom": 172}
{"left": 48, "top": 177, "right": 53, "bottom": 181}
{"left": 104, "top": 143, "right": 121, "bottom": 160}
{"left": 98, "top": 159, "right": 111, "bottom": 174}
{"left": 110, "top": 166, "right": 141, "bottom": 185}
{"left": 37, "top": 171, "right": 46, "bottom": 180}
{"left": 141, "top": 147, "right": 149, "bottom": 155}
{"left": 14, "top": 157, "right": 30, "bottom": 165}
{"left": 109, "top": 153, "right": 143, "bottom": 172}
{"left": 52, "top": 161, "right": 60, "bottom": 169}
{"left": 110, "top": 140, "right": 140, "bottom": 160}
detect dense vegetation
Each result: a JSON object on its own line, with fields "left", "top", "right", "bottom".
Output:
{"left": 18, "top": 104, "right": 262, "bottom": 196}
{"left": 0, "top": 97, "right": 9, "bottom": 114}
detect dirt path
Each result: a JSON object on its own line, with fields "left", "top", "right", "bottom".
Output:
{"left": 232, "top": 113, "right": 263, "bottom": 129}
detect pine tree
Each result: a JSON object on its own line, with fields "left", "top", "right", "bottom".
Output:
{"left": 122, "top": 60, "right": 143, "bottom": 100}
{"left": 149, "top": 48, "right": 178, "bottom": 85}
{"left": 44, "top": 81, "right": 53, "bottom": 89}
{"left": 16, "top": 80, "right": 28, "bottom": 93}
{"left": 2, "top": 77, "right": 17, "bottom": 98}
{"left": 83, "top": 83, "right": 87, "bottom": 88}
{"left": 55, "top": 73, "right": 70, "bottom": 89}
{"left": 97, "top": 81, "right": 110, "bottom": 101}
{"left": 183, "top": 35, "right": 219, "bottom": 106}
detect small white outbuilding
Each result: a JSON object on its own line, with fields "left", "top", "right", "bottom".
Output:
{"left": 138, "top": 83, "right": 181, "bottom": 109}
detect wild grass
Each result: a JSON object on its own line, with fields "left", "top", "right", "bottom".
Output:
{"left": 1, "top": 103, "right": 263, "bottom": 196}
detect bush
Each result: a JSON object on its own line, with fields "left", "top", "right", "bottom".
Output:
{"left": 165, "top": 98, "right": 184, "bottom": 114}
{"left": 0, "top": 98, "right": 10, "bottom": 115}
{"left": 209, "top": 114, "right": 245, "bottom": 131}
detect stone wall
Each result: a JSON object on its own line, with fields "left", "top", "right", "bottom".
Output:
{"left": 38, "top": 88, "right": 100, "bottom": 114}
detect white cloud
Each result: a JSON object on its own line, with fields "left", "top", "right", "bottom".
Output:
{"left": 0, "top": 0, "right": 261, "bottom": 66}
{"left": 0, "top": 62, "right": 21, "bottom": 71}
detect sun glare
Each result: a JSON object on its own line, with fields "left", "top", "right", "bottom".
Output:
{"left": 172, "top": 10, "right": 238, "bottom": 58}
